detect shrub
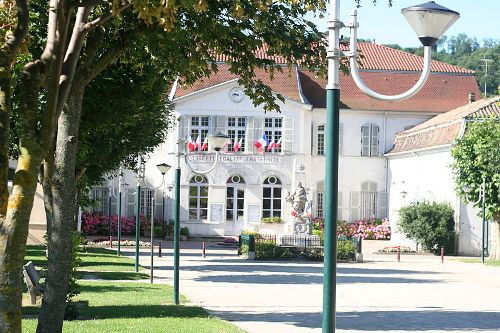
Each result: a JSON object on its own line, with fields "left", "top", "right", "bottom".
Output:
{"left": 255, "top": 241, "right": 292, "bottom": 259}
{"left": 337, "top": 240, "right": 356, "bottom": 261}
{"left": 180, "top": 226, "right": 190, "bottom": 238}
{"left": 312, "top": 218, "right": 391, "bottom": 240}
{"left": 398, "top": 201, "right": 455, "bottom": 254}
{"left": 81, "top": 213, "right": 149, "bottom": 235}
{"left": 261, "top": 217, "right": 284, "bottom": 224}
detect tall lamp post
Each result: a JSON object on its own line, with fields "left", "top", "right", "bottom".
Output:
{"left": 157, "top": 163, "right": 171, "bottom": 230}
{"left": 324, "top": 1, "right": 459, "bottom": 332}
{"left": 173, "top": 120, "right": 230, "bottom": 305}
{"left": 463, "top": 176, "right": 487, "bottom": 263}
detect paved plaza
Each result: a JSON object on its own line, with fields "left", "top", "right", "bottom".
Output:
{"left": 124, "top": 241, "right": 500, "bottom": 333}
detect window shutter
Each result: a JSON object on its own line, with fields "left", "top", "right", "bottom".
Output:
{"left": 178, "top": 116, "right": 188, "bottom": 153}
{"left": 339, "top": 123, "right": 344, "bottom": 156}
{"left": 361, "top": 125, "right": 370, "bottom": 156}
{"left": 216, "top": 116, "right": 226, "bottom": 133}
{"left": 349, "top": 191, "right": 360, "bottom": 221}
{"left": 371, "top": 125, "right": 380, "bottom": 156}
{"left": 337, "top": 191, "right": 343, "bottom": 220}
{"left": 245, "top": 116, "right": 254, "bottom": 153}
{"left": 126, "top": 191, "right": 136, "bottom": 217}
{"left": 253, "top": 117, "right": 263, "bottom": 153}
{"left": 311, "top": 122, "right": 317, "bottom": 155}
{"left": 110, "top": 193, "right": 116, "bottom": 215}
{"left": 377, "top": 192, "right": 388, "bottom": 218}
{"left": 283, "top": 117, "right": 294, "bottom": 153}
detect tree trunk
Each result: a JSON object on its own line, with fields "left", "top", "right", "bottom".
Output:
{"left": 489, "top": 219, "right": 500, "bottom": 261}
{"left": 36, "top": 84, "right": 85, "bottom": 333}
{"left": 0, "top": 143, "right": 43, "bottom": 332}
{"left": 0, "top": 65, "right": 11, "bottom": 218}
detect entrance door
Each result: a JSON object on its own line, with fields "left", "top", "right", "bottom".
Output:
{"left": 225, "top": 176, "right": 245, "bottom": 235}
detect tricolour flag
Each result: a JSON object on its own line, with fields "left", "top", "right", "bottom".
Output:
{"left": 254, "top": 134, "right": 269, "bottom": 153}
{"left": 304, "top": 200, "right": 312, "bottom": 217}
{"left": 194, "top": 136, "right": 201, "bottom": 151}
{"left": 201, "top": 136, "right": 208, "bottom": 151}
{"left": 187, "top": 135, "right": 196, "bottom": 151}
{"left": 274, "top": 137, "right": 282, "bottom": 150}
{"left": 233, "top": 137, "right": 243, "bottom": 152}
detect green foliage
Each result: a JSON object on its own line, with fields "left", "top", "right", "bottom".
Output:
{"left": 64, "top": 232, "right": 85, "bottom": 319}
{"left": 255, "top": 241, "right": 293, "bottom": 260}
{"left": 451, "top": 119, "right": 500, "bottom": 222}
{"left": 260, "top": 217, "right": 284, "bottom": 224}
{"left": 337, "top": 240, "right": 356, "bottom": 261}
{"left": 398, "top": 201, "right": 456, "bottom": 254}
{"left": 180, "top": 227, "right": 190, "bottom": 238}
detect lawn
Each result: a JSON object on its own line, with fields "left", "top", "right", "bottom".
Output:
{"left": 454, "top": 257, "right": 500, "bottom": 266}
{"left": 22, "top": 246, "right": 246, "bottom": 333}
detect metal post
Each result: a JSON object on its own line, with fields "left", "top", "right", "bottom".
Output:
{"left": 108, "top": 189, "right": 112, "bottom": 239}
{"left": 135, "top": 176, "right": 141, "bottom": 272}
{"left": 117, "top": 191, "right": 122, "bottom": 256}
{"left": 202, "top": 242, "right": 206, "bottom": 258}
{"left": 440, "top": 247, "right": 444, "bottom": 263}
{"left": 397, "top": 246, "right": 401, "bottom": 262}
{"left": 173, "top": 164, "right": 181, "bottom": 305}
{"left": 158, "top": 241, "right": 162, "bottom": 257}
{"left": 151, "top": 196, "right": 155, "bottom": 284}
{"left": 481, "top": 179, "right": 486, "bottom": 263}
{"left": 323, "top": 1, "right": 340, "bottom": 332}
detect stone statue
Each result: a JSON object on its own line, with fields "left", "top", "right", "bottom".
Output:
{"left": 286, "top": 182, "right": 311, "bottom": 234}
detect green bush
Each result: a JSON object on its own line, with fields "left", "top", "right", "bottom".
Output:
{"left": 255, "top": 241, "right": 292, "bottom": 259}
{"left": 398, "top": 201, "right": 455, "bottom": 254}
{"left": 260, "top": 217, "right": 284, "bottom": 224}
{"left": 337, "top": 240, "right": 356, "bottom": 261}
{"left": 180, "top": 226, "right": 190, "bottom": 238}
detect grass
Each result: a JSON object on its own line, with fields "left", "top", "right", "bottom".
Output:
{"left": 453, "top": 257, "right": 500, "bottom": 266}
{"left": 22, "top": 245, "right": 247, "bottom": 333}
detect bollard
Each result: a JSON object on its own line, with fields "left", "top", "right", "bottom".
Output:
{"left": 397, "top": 246, "right": 401, "bottom": 262}
{"left": 109, "top": 236, "right": 113, "bottom": 248}
{"left": 202, "top": 242, "right": 206, "bottom": 258}
{"left": 158, "top": 241, "right": 162, "bottom": 258}
{"left": 441, "top": 246, "right": 444, "bottom": 263}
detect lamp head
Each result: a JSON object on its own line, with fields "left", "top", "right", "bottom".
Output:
{"left": 462, "top": 185, "right": 473, "bottom": 194}
{"left": 401, "top": 1, "right": 459, "bottom": 46}
{"left": 400, "top": 190, "right": 408, "bottom": 199}
{"left": 156, "top": 162, "right": 171, "bottom": 175}
{"left": 209, "top": 132, "right": 231, "bottom": 151}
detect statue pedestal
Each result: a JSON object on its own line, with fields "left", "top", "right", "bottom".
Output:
{"left": 291, "top": 216, "right": 312, "bottom": 235}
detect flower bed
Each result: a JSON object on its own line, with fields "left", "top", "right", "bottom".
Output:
{"left": 312, "top": 218, "right": 391, "bottom": 240}
{"left": 84, "top": 239, "right": 152, "bottom": 247}
{"left": 81, "top": 213, "right": 152, "bottom": 236}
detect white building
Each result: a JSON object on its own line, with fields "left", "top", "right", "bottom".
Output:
{"left": 92, "top": 43, "right": 481, "bottom": 247}
{"left": 387, "top": 97, "right": 500, "bottom": 256}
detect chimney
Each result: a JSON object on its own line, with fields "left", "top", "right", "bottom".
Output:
{"left": 468, "top": 92, "right": 476, "bottom": 103}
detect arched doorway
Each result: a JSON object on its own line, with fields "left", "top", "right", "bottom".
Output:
{"left": 225, "top": 175, "right": 245, "bottom": 235}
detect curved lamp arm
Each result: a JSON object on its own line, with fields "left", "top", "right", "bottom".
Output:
{"left": 184, "top": 150, "right": 221, "bottom": 175}
{"left": 348, "top": 10, "right": 432, "bottom": 102}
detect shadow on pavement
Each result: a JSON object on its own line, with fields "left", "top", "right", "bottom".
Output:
{"left": 209, "top": 309, "right": 500, "bottom": 331}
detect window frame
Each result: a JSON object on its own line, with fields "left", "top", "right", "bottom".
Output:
{"left": 361, "top": 124, "right": 380, "bottom": 157}
{"left": 227, "top": 117, "right": 246, "bottom": 152}
{"left": 189, "top": 175, "right": 209, "bottom": 221}
{"left": 190, "top": 116, "right": 209, "bottom": 152}
{"left": 262, "top": 176, "right": 282, "bottom": 218}
{"left": 264, "top": 117, "right": 283, "bottom": 153}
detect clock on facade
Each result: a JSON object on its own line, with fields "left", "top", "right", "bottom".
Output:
{"left": 229, "top": 87, "right": 244, "bottom": 102}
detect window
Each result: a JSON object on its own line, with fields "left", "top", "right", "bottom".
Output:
{"left": 262, "top": 176, "right": 282, "bottom": 218}
{"left": 189, "top": 175, "right": 208, "bottom": 220}
{"left": 316, "top": 124, "right": 343, "bottom": 155}
{"left": 361, "top": 124, "right": 379, "bottom": 156}
{"left": 349, "top": 182, "right": 387, "bottom": 221}
{"left": 264, "top": 118, "right": 282, "bottom": 153}
{"left": 190, "top": 116, "right": 209, "bottom": 151}
{"left": 317, "top": 125, "right": 325, "bottom": 155}
{"left": 316, "top": 192, "right": 324, "bottom": 218}
{"left": 91, "top": 187, "right": 109, "bottom": 214}
{"left": 226, "top": 175, "right": 245, "bottom": 221}
{"left": 140, "top": 188, "right": 154, "bottom": 219}
{"left": 360, "top": 181, "right": 377, "bottom": 219}
{"left": 227, "top": 117, "right": 246, "bottom": 152}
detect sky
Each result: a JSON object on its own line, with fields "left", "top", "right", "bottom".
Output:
{"left": 307, "top": 0, "right": 500, "bottom": 48}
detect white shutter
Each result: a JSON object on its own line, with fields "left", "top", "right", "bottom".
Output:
{"left": 311, "top": 122, "right": 317, "bottom": 155}
{"left": 283, "top": 117, "right": 294, "bottom": 153}
{"left": 245, "top": 116, "right": 254, "bottom": 153}
{"left": 337, "top": 191, "right": 343, "bottom": 220}
{"left": 349, "top": 191, "right": 360, "bottom": 221}
{"left": 361, "top": 125, "right": 370, "bottom": 156}
{"left": 339, "top": 123, "right": 344, "bottom": 156}
{"left": 216, "top": 116, "right": 226, "bottom": 133}
{"left": 371, "top": 125, "right": 380, "bottom": 156}
{"left": 253, "top": 117, "right": 263, "bottom": 153}
{"left": 178, "top": 116, "right": 189, "bottom": 153}
{"left": 377, "top": 192, "right": 388, "bottom": 218}
{"left": 126, "top": 191, "right": 136, "bottom": 217}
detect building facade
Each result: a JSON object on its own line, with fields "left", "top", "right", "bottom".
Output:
{"left": 96, "top": 43, "right": 481, "bottom": 239}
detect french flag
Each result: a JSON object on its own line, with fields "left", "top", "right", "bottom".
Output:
{"left": 254, "top": 134, "right": 269, "bottom": 153}
{"left": 194, "top": 136, "right": 201, "bottom": 151}
{"left": 267, "top": 137, "right": 282, "bottom": 152}
{"left": 233, "top": 137, "right": 243, "bottom": 152}
{"left": 187, "top": 135, "right": 197, "bottom": 151}
{"left": 201, "top": 136, "right": 208, "bottom": 151}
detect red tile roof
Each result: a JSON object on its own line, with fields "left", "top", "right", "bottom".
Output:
{"left": 173, "top": 42, "right": 481, "bottom": 113}
{"left": 388, "top": 97, "right": 500, "bottom": 154}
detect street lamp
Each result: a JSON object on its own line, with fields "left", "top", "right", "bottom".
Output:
{"left": 157, "top": 163, "right": 171, "bottom": 230}
{"left": 323, "top": 1, "right": 459, "bottom": 332}
{"left": 463, "top": 176, "right": 487, "bottom": 263}
{"left": 172, "top": 126, "right": 230, "bottom": 305}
